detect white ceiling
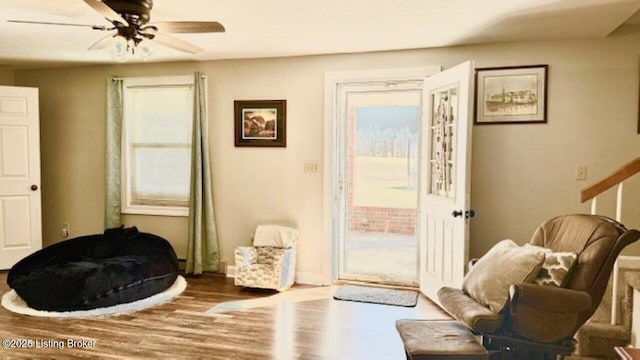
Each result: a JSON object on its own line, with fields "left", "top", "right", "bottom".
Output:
{"left": 1, "top": 0, "right": 639, "bottom": 68}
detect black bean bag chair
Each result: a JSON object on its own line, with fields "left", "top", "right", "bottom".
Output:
{"left": 6, "top": 226, "right": 178, "bottom": 312}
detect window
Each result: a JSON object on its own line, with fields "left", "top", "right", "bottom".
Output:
{"left": 121, "top": 76, "right": 194, "bottom": 216}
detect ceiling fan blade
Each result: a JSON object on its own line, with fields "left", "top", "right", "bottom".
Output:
{"left": 88, "top": 33, "right": 116, "bottom": 50}
{"left": 7, "top": 20, "right": 107, "bottom": 30}
{"left": 151, "top": 32, "right": 204, "bottom": 54}
{"left": 83, "top": 0, "right": 129, "bottom": 26}
{"left": 153, "top": 21, "right": 225, "bottom": 33}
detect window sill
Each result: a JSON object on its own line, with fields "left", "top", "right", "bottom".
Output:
{"left": 122, "top": 205, "right": 189, "bottom": 217}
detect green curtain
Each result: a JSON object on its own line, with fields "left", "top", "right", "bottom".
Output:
{"left": 186, "top": 72, "right": 219, "bottom": 274}
{"left": 105, "top": 77, "right": 123, "bottom": 229}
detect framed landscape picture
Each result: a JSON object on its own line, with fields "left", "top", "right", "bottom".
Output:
{"left": 234, "top": 100, "right": 286, "bottom": 147}
{"left": 474, "top": 65, "right": 548, "bottom": 125}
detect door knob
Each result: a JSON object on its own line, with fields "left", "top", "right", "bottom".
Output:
{"left": 453, "top": 210, "right": 475, "bottom": 219}
{"left": 30, "top": 184, "right": 38, "bottom": 191}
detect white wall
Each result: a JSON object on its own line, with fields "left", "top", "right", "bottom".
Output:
{"left": 14, "top": 33, "right": 640, "bottom": 282}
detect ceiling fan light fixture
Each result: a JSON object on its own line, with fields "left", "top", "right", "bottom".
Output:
{"left": 109, "top": 35, "right": 128, "bottom": 62}
{"left": 138, "top": 41, "right": 153, "bottom": 61}
{"left": 10, "top": 0, "right": 225, "bottom": 61}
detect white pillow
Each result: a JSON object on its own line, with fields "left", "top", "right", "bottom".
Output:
{"left": 462, "top": 239, "right": 545, "bottom": 313}
{"left": 253, "top": 225, "right": 299, "bottom": 248}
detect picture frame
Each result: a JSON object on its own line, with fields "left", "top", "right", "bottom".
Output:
{"left": 474, "top": 65, "right": 548, "bottom": 125}
{"left": 234, "top": 100, "right": 286, "bottom": 147}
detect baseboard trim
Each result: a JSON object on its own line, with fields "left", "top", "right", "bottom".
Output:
{"left": 226, "top": 265, "right": 235, "bottom": 278}
{"left": 295, "top": 271, "right": 326, "bottom": 286}
{"left": 225, "top": 265, "right": 325, "bottom": 286}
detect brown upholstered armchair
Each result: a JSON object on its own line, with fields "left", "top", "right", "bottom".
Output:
{"left": 438, "top": 214, "right": 640, "bottom": 359}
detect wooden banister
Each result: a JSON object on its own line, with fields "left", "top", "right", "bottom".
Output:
{"left": 580, "top": 156, "right": 640, "bottom": 203}
{"left": 581, "top": 156, "right": 640, "bottom": 327}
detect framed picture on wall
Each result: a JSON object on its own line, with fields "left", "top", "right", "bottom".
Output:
{"left": 234, "top": 100, "right": 286, "bottom": 147}
{"left": 474, "top": 65, "right": 548, "bottom": 125}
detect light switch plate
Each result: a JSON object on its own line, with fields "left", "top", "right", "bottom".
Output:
{"left": 576, "top": 165, "right": 587, "bottom": 181}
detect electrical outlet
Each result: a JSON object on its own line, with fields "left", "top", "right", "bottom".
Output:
{"left": 62, "top": 223, "right": 70, "bottom": 238}
{"left": 304, "top": 161, "right": 319, "bottom": 173}
{"left": 576, "top": 165, "right": 588, "bottom": 181}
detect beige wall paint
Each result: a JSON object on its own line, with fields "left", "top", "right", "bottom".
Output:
{"left": 14, "top": 33, "right": 640, "bottom": 281}
{"left": 0, "top": 66, "right": 15, "bottom": 85}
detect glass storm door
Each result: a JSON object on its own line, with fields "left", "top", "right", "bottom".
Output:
{"left": 337, "top": 81, "right": 423, "bottom": 286}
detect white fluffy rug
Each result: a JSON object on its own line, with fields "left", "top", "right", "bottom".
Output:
{"left": 1, "top": 275, "right": 186, "bottom": 318}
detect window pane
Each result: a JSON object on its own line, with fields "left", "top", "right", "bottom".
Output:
{"left": 353, "top": 105, "right": 420, "bottom": 209}
{"left": 131, "top": 147, "right": 191, "bottom": 206}
{"left": 130, "top": 87, "right": 193, "bottom": 144}
{"left": 123, "top": 78, "right": 195, "bottom": 214}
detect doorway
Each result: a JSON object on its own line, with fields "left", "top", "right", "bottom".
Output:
{"left": 0, "top": 86, "right": 42, "bottom": 269}
{"left": 336, "top": 80, "right": 423, "bottom": 286}
{"left": 325, "top": 63, "right": 474, "bottom": 294}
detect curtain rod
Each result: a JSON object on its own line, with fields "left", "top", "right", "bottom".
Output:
{"left": 111, "top": 74, "right": 207, "bottom": 81}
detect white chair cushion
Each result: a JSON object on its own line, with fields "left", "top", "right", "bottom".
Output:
{"left": 253, "top": 225, "right": 299, "bottom": 248}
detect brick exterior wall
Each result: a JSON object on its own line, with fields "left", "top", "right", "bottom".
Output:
{"left": 348, "top": 206, "right": 417, "bottom": 234}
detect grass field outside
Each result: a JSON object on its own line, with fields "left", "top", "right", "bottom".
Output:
{"left": 353, "top": 156, "right": 418, "bottom": 209}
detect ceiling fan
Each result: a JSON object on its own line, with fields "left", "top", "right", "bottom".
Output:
{"left": 7, "top": 0, "right": 225, "bottom": 60}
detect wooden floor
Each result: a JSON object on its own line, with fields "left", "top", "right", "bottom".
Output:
{"left": 0, "top": 272, "right": 450, "bottom": 359}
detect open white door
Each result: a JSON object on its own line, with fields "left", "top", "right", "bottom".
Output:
{"left": 0, "top": 86, "right": 42, "bottom": 269}
{"left": 419, "top": 61, "right": 473, "bottom": 302}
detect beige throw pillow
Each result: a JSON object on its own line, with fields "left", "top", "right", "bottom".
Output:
{"left": 462, "top": 239, "right": 545, "bottom": 313}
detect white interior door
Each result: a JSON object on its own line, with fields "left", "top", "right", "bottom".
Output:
{"left": 419, "top": 61, "right": 473, "bottom": 302}
{"left": 0, "top": 86, "right": 42, "bottom": 270}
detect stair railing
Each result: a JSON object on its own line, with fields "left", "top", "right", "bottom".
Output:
{"left": 580, "top": 156, "right": 640, "bottom": 325}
